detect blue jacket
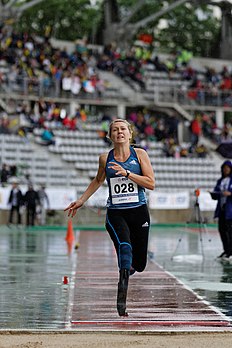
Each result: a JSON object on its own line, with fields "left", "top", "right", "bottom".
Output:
{"left": 213, "top": 160, "right": 232, "bottom": 219}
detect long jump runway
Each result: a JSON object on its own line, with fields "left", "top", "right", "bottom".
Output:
{"left": 70, "top": 230, "right": 232, "bottom": 331}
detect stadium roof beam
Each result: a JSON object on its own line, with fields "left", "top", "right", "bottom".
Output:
{"left": 5, "top": 0, "right": 20, "bottom": 10}
{"left": 120, "top": 0, "right": 145, "bottom": 26}
{"left": 16, "top": 0, "right": 45, "bottom": 13}
{"left": 132, "top": 0, "right": 189, "bottom": 30}
{"left": 103, "top": 0, "right": 232, "bottom": 58}
{"left": 103, "top": 0, "right": 189, "bottom": 46}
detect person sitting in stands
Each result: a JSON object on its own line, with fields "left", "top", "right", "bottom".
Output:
{"left": 41, "top": 127, "right": 55, "bottom": 145}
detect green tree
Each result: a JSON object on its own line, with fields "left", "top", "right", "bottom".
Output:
{"left": 3, "top": 0, "right": 222, "bottom": 57}
{"left": 155, "top": 3, "right": 220, "bottom": 57}
{"left": 15, "top": 0, "right": 101, "bottom": 41}
{"left": 116, "top": 0, "right": 220, "bottom": 57}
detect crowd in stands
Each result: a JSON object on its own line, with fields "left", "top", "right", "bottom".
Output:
{"left": 0, "top": 99, "right": 89, "bottom": 146}
{"left": 126, "top": 109, "right": 209, "bottom": 158}
{"left": 0, "top": 29, "right": 231, "bottom": 160}
{"left": 192, "top": 111, "right": 232, "bottom": 145}
{"left": 128, "top": 108, "right": 231, "bottom": 158}
{"left": 98, "top": 109, "right": 229, "bottom": 159}
{"left": 183, "top": 65, "right": 232, "bottom": 107}
{"left": 0, "top": 95, "right": 231, "bottom": 159}
{"left": 96, "top": 42, "right": 232, "bottom": 107}
{"left": 1, "top": 27, "right": 232, "bottom": 108}
{"left": 0, "top": 29, "right": 106, "bottom": 98}
{"left": 97, "top": 43, "right": 193, "bottom": 91}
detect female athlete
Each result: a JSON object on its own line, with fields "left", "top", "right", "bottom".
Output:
{"left": 64, "top": 119, "right": 155, "bottom": 316}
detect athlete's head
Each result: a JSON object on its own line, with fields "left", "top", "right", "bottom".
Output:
{"left": 108, "top": 119, "right": 134, "bottom": 143}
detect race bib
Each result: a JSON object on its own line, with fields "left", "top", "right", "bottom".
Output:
{"left": 110, "top": 177, "right": 139, "bottom": 205}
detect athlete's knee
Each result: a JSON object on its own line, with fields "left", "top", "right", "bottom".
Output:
{"left": 119, "top": 243, "right": 132, "bottom": 270}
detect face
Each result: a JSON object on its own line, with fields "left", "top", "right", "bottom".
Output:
{"left": 110, "top": 121, "right": 132, "bottom": 144}
{"left": 222, "top": 164, "right": 231, "bottom": 177}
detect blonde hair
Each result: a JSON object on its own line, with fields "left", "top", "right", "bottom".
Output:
{"left": 108, "top": 119, "right": 134, "bottom": 141}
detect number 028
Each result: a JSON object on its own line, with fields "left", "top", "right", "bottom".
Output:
{"left": 114, "top": 183, "right": 135, "bottom": 194}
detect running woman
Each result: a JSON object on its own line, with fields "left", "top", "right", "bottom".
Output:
{"left": 64, "top": 119, "right": 155, "bottom": 316}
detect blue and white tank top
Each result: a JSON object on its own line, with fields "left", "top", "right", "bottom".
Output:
{"left": 105, "top": 146, "right": 147, "bottom": 209}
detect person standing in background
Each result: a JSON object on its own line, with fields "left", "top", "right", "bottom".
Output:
{"left": 210, "top": 160, "right": 232, "bottom": 260}
{"left": 1, "top": 163, "right": 9, "bottom": 187}
{"left": 24, "top": 185, "right": 40, "bottom": 226}
{"left": 190, "top": 115, "right": 201, "bottom": 150}
{"left": 8, "top": 181, "right": 23, "bottom": 225}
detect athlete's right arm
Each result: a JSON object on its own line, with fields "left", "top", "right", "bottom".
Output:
{"left": 64, "top": 153, "right": 107, "bottom": 217}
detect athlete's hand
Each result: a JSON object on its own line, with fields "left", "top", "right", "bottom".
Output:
{"left": 108, "top": 161, "right": 127, "bottom": 176}
{"left": 64, "top": 199, "right": 84, "bottom": 218}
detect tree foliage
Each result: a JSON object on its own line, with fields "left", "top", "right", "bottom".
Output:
{"left": 8, "top": 0, "right": 221, "bottom": 57}
{"left": 116, "top": 1, "right": 220, "bottom": 56}
{"left": 15, "top": 0, "right": 101, "bottom": 41}
{"left": 155, "top": 3, "right": 220, "bottom": 57}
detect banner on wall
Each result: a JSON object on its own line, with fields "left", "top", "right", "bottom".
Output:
{"left": 86, "top": 186, "right": 108, "bottom": 207}
{"left": 46, "top": 188, "right": 77, "bottom": 210}
{"left": 0, "top": 187, "right": 11, "bottom": 210}
{"left": 0, "top": 186, "right": 217, "bottom": 211}
{"left": 198, "top": 191, "right": 217, "bottom": 212}
{"left": 149, "top": 191, "right": 190, "bottom": 210}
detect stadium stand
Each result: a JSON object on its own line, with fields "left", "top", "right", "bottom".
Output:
{"left": 0, "top": 30, "right": 230, "bottom": 201}
{"left": 33, "top": 122, "right": 220, "bottom": 195}
{"left": 0, "top": 133, "right": 80, "bottom": 187}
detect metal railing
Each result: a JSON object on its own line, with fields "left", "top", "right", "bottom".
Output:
{"left": 153, "top": 86, "right": 232, "bottom": 108}
{"left": 0, "top": 76, "right": 123, "bottom": 100}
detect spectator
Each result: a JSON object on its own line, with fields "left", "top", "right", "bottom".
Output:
{"left": 41, "top": 127, "right": 55, "bottom": 145}
{"left": 0, "top": 115, "right": 10, "bottom": 134}
{"left": 1, "top": 163, "right": 9, "bottom": 186}
{"left": 195, "top": 144, "right": 208, "bottom": 158}
{"left": 210, "top": 161, "right": 232, "bottom": 261}
{"left": 7, "top": 181, "right": 23, "bottom": 225}
{"left": 24, "top": 184, "right": 40, "bottom": 226}
{"left": 9, "top": 165, "right": 17, "bottom": 177}
{"left": 99, "top": 116, "right": 112, "bottom": 146}
{"left": 190, "top": 115, "right": 202, "bottom": 149}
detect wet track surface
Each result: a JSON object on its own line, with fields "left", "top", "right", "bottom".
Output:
{"left": 0, "top": 225, "right": 231, "bottom": 332}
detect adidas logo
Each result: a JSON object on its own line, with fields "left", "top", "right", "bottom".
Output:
{"left": 130, "top": 160, "right": 137, "bottom": 165}
{"left": 142, "top": 222, "right": 149, "bottom": 227}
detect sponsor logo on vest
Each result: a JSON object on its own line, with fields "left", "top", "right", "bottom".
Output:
{"left": 130, "top": 160, "right": 137, "bottom": 165}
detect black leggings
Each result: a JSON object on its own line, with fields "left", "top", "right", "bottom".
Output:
{"left": 218, "top": 210, "right": 232, "bottom": 256}
{"left": 105, "top": 204, "right": 150, "bottom": 272}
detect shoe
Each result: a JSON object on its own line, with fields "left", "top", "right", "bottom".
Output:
{"left": 117, "top": 269, "right": 129, "bottom": 316}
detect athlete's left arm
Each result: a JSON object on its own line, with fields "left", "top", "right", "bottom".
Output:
{"left": 129, "top": 148, "right": 155, "bottom": 190}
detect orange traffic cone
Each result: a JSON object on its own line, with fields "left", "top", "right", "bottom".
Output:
{"left": 65, "top": 219, "right": 75, "bottom": 242}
